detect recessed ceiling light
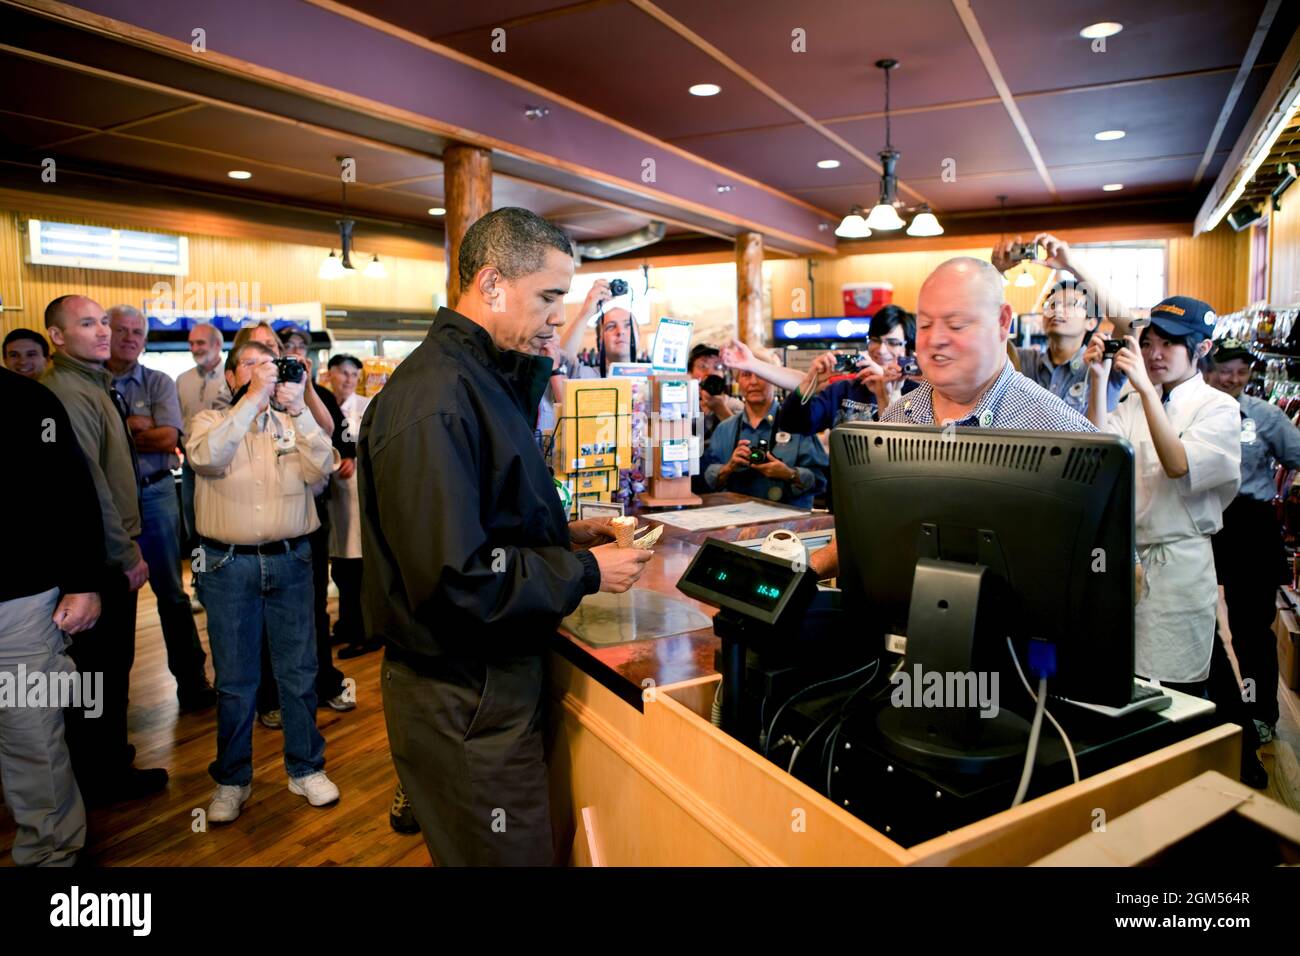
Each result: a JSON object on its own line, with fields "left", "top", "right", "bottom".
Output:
{"left": 816, "top": 159, "right": 841, "bottom": 169}
{"left": 689, "top": 83, "right": 721, "bottom": 97}
{"left": 1080, "top": 22, "right": 1122, "bottom": 39}
{"left": 427, "top": 207, "right": 446, "bottom": 216}
{"left": 1094, "top": 129, "right": 1126, "bottom": 141}
{"left": 227, "top": 170, "right": 252, "bottom": 180}
{"left": 1102, "top": 183, "right": 1124, "bottom": 192}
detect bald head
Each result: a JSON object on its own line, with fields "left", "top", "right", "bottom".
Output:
{"left": 43, "top": 295, "right": 111, "bottom": 364}
{"left": 44, "top": 294, "right": 102, "bottom": 331}
{"left": 914, "top": 257, "right": 1014, "bottom": 408}
{"left": 921, "top": 257, "right": 1005, "bottom": 313}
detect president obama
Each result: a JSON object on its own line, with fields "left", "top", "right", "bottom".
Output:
{"left": 359, "top": 207, "right": 651, "bottom": 866}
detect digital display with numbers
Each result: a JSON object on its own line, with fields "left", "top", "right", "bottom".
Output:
{"left": 680, "top": 539, "right": 803, "bottom": 617}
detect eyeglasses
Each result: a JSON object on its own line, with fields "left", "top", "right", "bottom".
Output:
{"left": 868, "top": 337, "right": 906, "bottom": 349}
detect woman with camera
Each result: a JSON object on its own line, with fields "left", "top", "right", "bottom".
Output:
{"left": 722, "top": 305, "right": 921, "bottom": 437}
{"left": 1084, "top": 297, "right": 1266, "bottom": 787}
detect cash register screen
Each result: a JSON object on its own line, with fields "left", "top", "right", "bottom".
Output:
{"left": 681, "top": 545, "right": 796, "bottom": 614}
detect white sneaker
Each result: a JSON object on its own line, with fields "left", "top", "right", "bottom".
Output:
{"left": 208, "top": 784, "right": 251, "bottom": 824}
{"left": 288, "top": 771, "right": 339, "bottom": 807}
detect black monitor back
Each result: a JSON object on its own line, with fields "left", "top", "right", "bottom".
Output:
{"left": 830, "top": 423, "right": 1135, "bottom": 706}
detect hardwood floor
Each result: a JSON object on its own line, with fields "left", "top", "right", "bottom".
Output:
{"left": 2, "top": 577, "right": 1297, "bottom": 866}
{"left": 0, "top": 570, "right": 430, "bottom": 866}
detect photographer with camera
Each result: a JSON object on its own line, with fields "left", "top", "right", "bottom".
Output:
{"left": 774, "top": 305, "right": 922, "bottom": 435}
{"left": 993, "top": 233, "right": 1130, "bottom": 414}
{"left": 689, "top": 344, "right": 742, "bottom": 443}
{"left": 186, "top": 339, "right": 342, "bottom": 823}
{"left": 701, "top": 361, "right": 827, "bottom": 509}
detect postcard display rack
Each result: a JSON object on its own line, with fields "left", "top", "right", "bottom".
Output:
{"left": 638, "top": 373, "right": 703, "bottom": 508}
{"left": 554, "top": 378, "right": 633, "bottom": 519}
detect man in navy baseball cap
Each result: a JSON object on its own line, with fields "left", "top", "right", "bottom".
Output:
{"left": 1147, "top": 295, "right": 1218, "bottom": 339}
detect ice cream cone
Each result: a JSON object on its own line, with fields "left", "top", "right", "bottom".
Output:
{"left": 611, "top": 516, "right": 638, "bottom": 548}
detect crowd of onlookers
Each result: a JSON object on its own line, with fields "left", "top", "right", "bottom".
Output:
{"left": 2, "top": 301, "right": 377, "bottom": 864}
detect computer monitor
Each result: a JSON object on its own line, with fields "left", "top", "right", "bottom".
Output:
{"left": 829, "top": 423, "right": 1135, "bottom": 770}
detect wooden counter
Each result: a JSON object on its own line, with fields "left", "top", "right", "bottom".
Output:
{"left": 552, "top": 492, "right": 833, "bottom": 709}
{"left": 546, "top": 494, "right": 1242, "bottom": 866}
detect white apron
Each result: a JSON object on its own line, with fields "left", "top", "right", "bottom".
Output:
{"left": 328, "top": 392, "right": 369, "bottom": 559}
{"left": 1107, "top": 376, "right": 1240, "bottom": 684}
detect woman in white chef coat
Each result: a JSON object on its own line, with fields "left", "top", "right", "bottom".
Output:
{"left": 1085, "top": 296, "right": 1241, "bottom": 690}
{"left": 326, "top": 354, "right": 380, "bottom": 659}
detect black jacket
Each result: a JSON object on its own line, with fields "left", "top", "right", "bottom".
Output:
{"left": 1, "top": 368, "right": 106, "bottom": 602}
{"left": 358, "top": 308, "right": 600, "bottom": 661}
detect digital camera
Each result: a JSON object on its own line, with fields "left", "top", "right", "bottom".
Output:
{"left": 273, "top": 357, "right": 306, "bottom": 384}
{"left": 1102, "top": 338, "right": 1124, "bottom": 358}
{"left": 608, "top": 278, "right": 629, "bottom": 297}
{"left": 748, "top": 438, "right": 770, "bottom": 463}
{"left": 898, "top": 355, "right": 921, "bottom": 376}
{"left": 1007, "top": 241, "right": 1039, "bottom": 262}
{"left": 834, "top": 352, "right": 865, "bottom": 373}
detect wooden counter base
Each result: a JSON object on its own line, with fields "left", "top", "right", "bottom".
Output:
{"left": 546, "top": 655, "right": 1241, "bottom": 867}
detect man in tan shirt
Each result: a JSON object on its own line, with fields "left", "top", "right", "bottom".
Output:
{"left": 187, "top": 340, "right": 341, "bottom": 823}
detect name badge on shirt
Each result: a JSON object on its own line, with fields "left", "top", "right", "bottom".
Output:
{"left": 1070, "top": 357, "right": 1082, "bottom": 372}
{"left": 1069, "top": 381, "right": 1087, "bottom": 400}
{"left": 1241, "top": 419, "right": 1257, "bottom": 445}
{"left": 978, "top": 410, "right": 994, "bottom": 427}
{"left": 775, "top": 431, "right": 791, "bottom": 445}
{"left": 274, "top": 428, "right": 296, "bottom": 454}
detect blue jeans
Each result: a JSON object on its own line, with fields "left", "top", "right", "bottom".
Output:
{"left": 137, "top": 479, "right": 207, "bottom": 692}
{"left": 196, "top": 538, "right": 324, "bottom": 785}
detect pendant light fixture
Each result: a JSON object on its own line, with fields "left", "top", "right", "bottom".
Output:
{"left": 864, "top": 59, "right": 906, "bottom": 231}
{"left": 318, "top": 156, "right": 387, "bottom": 280}
{"left": 836, "top": 59, "right": 942, "bottom": 241}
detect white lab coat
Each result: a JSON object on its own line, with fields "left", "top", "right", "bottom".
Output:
{"left": 328, "top": 392, "right": 370, "bottom": 560}
{"left": 1104, "top": 374, "right": 1240, "bottom": 683}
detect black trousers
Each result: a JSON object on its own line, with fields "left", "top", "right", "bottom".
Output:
{"left": 1212, "top": 496, "right": 1286, "bottom": 727}
{"left": 256, "top": 509, "right": 343, "bottom": 713}
{"left": 382, "top": 650, "right": 553, "bottom": 866}
{"left": 64, "top": 576, "right": 138, "bottom": 791}
{"left": 330, "top": 558, "right": 364, "bottom": 644}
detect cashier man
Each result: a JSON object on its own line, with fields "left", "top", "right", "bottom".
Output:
{"left": 808, "top": 257, "right": 1094, "bottom": 579}
{"left": 702, "top": 363, "right": 829, "bottom": 509}
{"left": 358, "top": 207, "right": 652, "bottom": 867}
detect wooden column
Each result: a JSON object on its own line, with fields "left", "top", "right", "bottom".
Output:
{"left": 735, "top": 231, "right": 766, "bottom": 348}
{"left": 443, "top": 142, "right": 493, "bottom": 307}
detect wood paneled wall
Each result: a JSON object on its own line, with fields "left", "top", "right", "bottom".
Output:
{"left": 0, "top": 208, "right": 444, "bottom": 341}
{"left": 1168, "top": 225, "right": 1251, "bottom": 313}
{"left": 1269, "top": 198, "right": 1300, "bottom": 306}
{"left": 766, "top": 247, "right": 1048, "bottom": 320}
{"left": 767, "top": 226, "right": 1253, "bottom": 329}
